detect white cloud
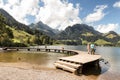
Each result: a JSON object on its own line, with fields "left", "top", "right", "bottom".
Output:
{"left": 36, "top": 0, "right": 82, "bottom": 30}
{"left": 0, "top": 0, "right": 82, "bottom": 30}
{"left": 96, "top": 23, "right": 119, "bottom": 33}
{"left": 113, "top": 1, "right": 120, "bottom": 8}
{"left": 84, "top": 5, "right": 107, "bottom": 23}
{"left": 0, "top": 0, "right": 40, "bottom": 24}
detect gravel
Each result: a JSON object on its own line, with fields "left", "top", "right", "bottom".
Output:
{"left": 0, "top": 62, "right": 91, "bottom": 80}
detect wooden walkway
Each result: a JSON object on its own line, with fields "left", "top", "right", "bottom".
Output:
{"left": 2, "top": 47, "right": 101, "bottom": 75}
{"left": 54, "top": 50, "right": 101, "bottom": 75}
{"left": 60, "top": 51, "right": 101, "bottom": 64}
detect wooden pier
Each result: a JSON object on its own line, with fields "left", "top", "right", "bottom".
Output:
{"left": 54, "top": 50, "right": 101, "bottom": 75}
{"left": 2, "top": 47, "right": 101, "bottom": 75}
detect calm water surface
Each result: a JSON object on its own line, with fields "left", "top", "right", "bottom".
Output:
{"left": 0, "top": 50, "right": 68, "bottom": 68}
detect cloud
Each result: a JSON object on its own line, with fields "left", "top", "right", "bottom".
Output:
{"left": 36, "top": 0, "right": 82, "bottom": 30}
{"left": 84, "top": 5, "right": 107, "bottom": 23}
{"left": 0, "top": 0, "right": 40, "bottom": 25}
{"left": 113, "top": 1, "right": 120, "bottom": 8}
{"left": 96, "top": 23, "right": 119, "bottom": 33}
{"left": 0, "top": 0, "right": 82, "bottom": 30}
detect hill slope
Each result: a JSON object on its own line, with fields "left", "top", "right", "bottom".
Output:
{"left": 0, "top": 8, "right": 33, "bottom": 34}
{"left": 0, "top": 9, "right": 53, "bottom": 47}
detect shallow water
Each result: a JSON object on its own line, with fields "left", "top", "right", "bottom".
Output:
{"left": 0, "top": 50, "right": 68, "bottom": 68}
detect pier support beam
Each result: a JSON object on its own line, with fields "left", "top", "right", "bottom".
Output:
{"left": 37, "top": 49, "right": 40, "bottom": 51}
{"left": 95, "top": 60, "right": 100, "bottom": 69}
{"left": 27, "top": 49, "right": 30, "bottom": 51}
{"left": 16, "top": 48, "right": 19, "bottom": 51}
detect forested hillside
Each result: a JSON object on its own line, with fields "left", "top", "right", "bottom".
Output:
{"left": 0, "top": 13, "right": 53, "bottom": 47}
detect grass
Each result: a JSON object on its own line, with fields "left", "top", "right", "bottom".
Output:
{"left": 7, "top": 26, "right": 35, "bottom": 44}
{"left": 95, "top": 39, "right": 112, "bottom": 45}
{"left": 82, "top": 40, "right": 88, "bottom": 45}
{"left": 12, "top": 39, "right": 20, "bottom": 43}
{"left": 106, "top": 34, "right": 117, "bottom": 39}
{"left": 118, "top": 41, "right": 120, "bottom": 43}
{"left": 81, "top": 32, "right": 93, "bottom": 36}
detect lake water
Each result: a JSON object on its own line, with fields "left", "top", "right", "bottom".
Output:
{"left": 0, "top": 50, "right": 68, "bottom": 68}
{"left": 0, "top": 45, "right": 120, "bottom": 80}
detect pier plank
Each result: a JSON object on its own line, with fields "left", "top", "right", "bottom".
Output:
{"left": 56, "top": 61, "right": 81, "bottom": 69}
{"left": 54, "top": 63, "right": 76, "bottom": 73}
{"left": 59, "top": 53, "right": 101, "bottom": 64}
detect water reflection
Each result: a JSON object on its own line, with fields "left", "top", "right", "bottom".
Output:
{"left": 83, "top": 64, "right": 101, "bottom": 75}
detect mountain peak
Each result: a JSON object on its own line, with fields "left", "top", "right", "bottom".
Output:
{"left": 56, "top": 24, "right": 101, "bottom": 40}
{"left": 105, "top": 31, "right": 119, "bottom": 39}
{"left": 29, "top": 21, "right": 57, "bottom": 36}
{"left": 108, "top": 31, "right": 118, "bottom": 35}
{"left": 0, "top": 8, "right": 17, "bottom": 22}
{"left": 65, "top": 24, "right": 100, "bottom": 35}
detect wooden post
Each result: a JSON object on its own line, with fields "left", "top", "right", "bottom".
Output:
{"left": 37, "top": 49, "right": 40, "bottom": 51}
{"left": 62, "top": 47, "right": 64, "bottom": 53}
{"left": 62, "top": 50, "right": 64, "bottom": 53}
{"left": 58, "top": 50, "right": 60, "bottom": 53}
{"left": 95, "top": 60, "right": 100, "bottom": 69}
{"left": 17, "top": 48, "right": 19, "bottom": 51}
{"left": 49, "top": 49, "right": 50, "bottom": 52}
{"left": 28, "top": 49, "right": 30, "bottom": 51}
{"left": 54, "top": 49, "right": 56, "bottom": 52}
{"left": 76, "top": 66, "right": 83, "bottom": 75}
{"left": 45, "top": 49, "right": 47, "bottom": 52}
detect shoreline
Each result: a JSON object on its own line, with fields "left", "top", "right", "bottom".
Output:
{"left": 1, "top": 62, "right": 120, "bottom": 80}
{"left": 0, "top": 62, "right": 98, "bottom": 80}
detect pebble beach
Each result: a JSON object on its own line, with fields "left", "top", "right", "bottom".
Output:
{"left": 0, "top": 62, "right": 97, "bottom": 80}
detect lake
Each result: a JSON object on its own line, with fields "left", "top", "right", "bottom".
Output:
{"left": 0, "top": 45, "right": 120, "bottom": 80}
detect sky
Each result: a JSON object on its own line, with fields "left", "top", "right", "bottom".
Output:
{"left": 0, "top": 0, "right": 120, "bottom": 34}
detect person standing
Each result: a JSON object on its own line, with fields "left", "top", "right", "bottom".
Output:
{"left": 90, "top": 43, "right": 96, "bottom": 55}
{"left": 87, "top": 43, "right": 90, "bottom": 54}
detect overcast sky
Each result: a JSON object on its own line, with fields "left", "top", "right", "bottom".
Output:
{"left": 0, "top": 0, "right": 120, "bottom": 33}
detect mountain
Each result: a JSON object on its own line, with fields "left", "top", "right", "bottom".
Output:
{"left": 105, "top": 31, "right": 119, "bottom": 39}
{"left": 104, "top": 31, "right": 120, "bottom": 45}
{"left": 55, "top": 24, "right": 120, "bottom": 46}
{"left": 56, "top": 24, "right": 101, "bottom": 40}
{"left": 54, "top": 24, "right": 103, "bottom": 45}
{"left": 29, "top": 21, "right": 59, "bottom": 37}
{"left": 0, "top": 8, "right": 53, "bottom": 47}
{"left": 0, "top": 8, "right": 33, "bottom": 34}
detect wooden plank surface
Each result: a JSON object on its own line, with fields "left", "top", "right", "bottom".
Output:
{"left": 56, "top": 61, "right": 81, "bottom": 69}
{"left": 54, "top": 63, "right": 76, "bottom": 73}
{"left": 59, "top": 50, "right": 101, "bottom": 64}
